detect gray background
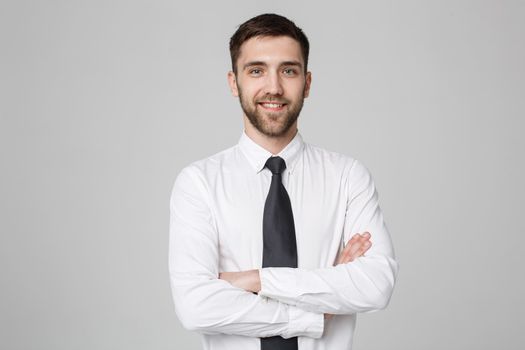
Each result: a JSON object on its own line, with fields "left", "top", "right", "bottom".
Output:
{"left": 1, "top": 0, "right": 524, "bottom": 349}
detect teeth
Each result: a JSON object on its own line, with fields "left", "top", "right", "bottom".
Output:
{"left": 262, "top": 103, "right": 283, "bottom": 108}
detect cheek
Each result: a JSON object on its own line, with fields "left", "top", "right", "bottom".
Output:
{"left": 287, "top": 82, "right": 307, "bottom": 98}
{"left": 240, "top": 84, "right": 263, "bottom": 100}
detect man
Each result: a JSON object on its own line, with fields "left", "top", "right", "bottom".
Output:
{"left": 169, "top": 13, "right": 397, "bottom": 350}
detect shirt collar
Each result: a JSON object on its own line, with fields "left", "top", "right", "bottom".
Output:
{"left": 238, "top": 129, "right": 304, "bottom": 174}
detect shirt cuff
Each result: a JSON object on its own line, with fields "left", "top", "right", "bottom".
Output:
{"left": 284, "top": 305, "right": 324, "bottom": 339}
{"left": 259, "top": 267, "right": 300, "bottom": 301}
{"left": 259, "top": 267, "right": 332, "bottom": 303}
{"left": 259, "top": 268, "right": 324, "bottom": 339}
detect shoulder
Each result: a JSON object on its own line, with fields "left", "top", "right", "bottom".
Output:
{"left": 302, "top": 142, "right": 373, "bottom": 182}
{"left": 173, "top": 144, "right": 240, "bottom": 189}
{"left": 303, "top": 142, "right": 357, "bottom": 170}
{"left": 186, "top": 145, "right": 236, "bottom": 173}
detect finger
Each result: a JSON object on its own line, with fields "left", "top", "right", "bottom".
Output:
{"left": 347, "top": 235, "right": 372, "bottom": 261}
{"left": 359, "top": 233, "right": 372, "bottom": 256}
{"left": 350, "top": 235, "right": 372, "bottom": 259}
{"left": 354, "top": 240, "right": 372, "bottom": 259}
{"left": 346, "top": 233, "right": 361, "bottom": 247}
{"left": 338, "top": 233, "right": 372, "bottom": 264}
{"left": 340, "top": 236, "right": 365, "bottom": 264}
{"left": 346, "top": 239, "right": 365, "bottom": 262}
{"left": 337, "top": 234, "right": 360, "bottom": 264}
{"left": 339, "top": 233, "right": 370, "bottom": 263}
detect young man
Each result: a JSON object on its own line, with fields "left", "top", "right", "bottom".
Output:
{"left": 169, "top": 13, "right": 397, "bottom": 350}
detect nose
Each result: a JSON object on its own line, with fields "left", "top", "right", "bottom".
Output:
{"left": 264, "top": 71, "right": 283, "bottom": 96}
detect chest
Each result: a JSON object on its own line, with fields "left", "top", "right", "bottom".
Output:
{"left": 210, "top": 170, "right": 348, "bottom": 270}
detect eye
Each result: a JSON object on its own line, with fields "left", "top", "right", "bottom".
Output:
{"left": 249, "top": 68, "right": 263, "bottom": 76}
{"left": 283, "top": 68, "right": 297, "bottom": 76}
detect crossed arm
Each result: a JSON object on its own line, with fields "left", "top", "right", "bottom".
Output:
{"left": 219, "top": 232, "right": 372, "bottom": 294}
{"left": 219, "top": 232, "right": 373, "bottom": 320}
{"left": 169, "top": 161, "right": 398, "bottom": 338}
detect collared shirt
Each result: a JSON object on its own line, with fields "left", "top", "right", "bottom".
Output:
{"left": 169, "top": 130, "right": 398, "bottom": 350}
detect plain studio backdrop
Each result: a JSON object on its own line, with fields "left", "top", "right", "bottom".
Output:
{"left": 1, "top": 0, "right": 524, "bottom": 349}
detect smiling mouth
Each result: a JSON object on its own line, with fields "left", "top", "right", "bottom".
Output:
{"left": 258, "top": 102, "right": 287, "bottom": 110}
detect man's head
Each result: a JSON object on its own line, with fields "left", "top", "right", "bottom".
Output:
{"left": 228, "top": 14, "right": 312, "bottom": 139}
{"left": 229, "top": 13, "right": 310, "bottom": 75}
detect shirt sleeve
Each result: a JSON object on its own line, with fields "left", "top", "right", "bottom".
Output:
{"left": 258, "top": 159, "right": 398, "bottom": 315}
{"left": 169, "top": 165, "right": 324, "bottom": 338}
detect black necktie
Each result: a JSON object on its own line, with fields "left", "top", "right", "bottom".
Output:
{"left": 261, "top": 156, "right": 298, "bottom": 350}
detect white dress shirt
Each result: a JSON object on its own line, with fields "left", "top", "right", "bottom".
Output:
{"left": 169, "top": 130, "right": 398, "bottom": 350}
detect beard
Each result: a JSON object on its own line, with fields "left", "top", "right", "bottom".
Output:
{"left": 237, "top": 86, "right": 305, "bottom": 138}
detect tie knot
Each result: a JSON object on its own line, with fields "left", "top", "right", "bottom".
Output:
{"left": 265, "top": 156, "right": 287, "bottom": 175}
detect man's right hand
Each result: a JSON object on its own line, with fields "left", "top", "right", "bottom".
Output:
{"left": 325, "top": 232, "right": 372, "bottom": 320}
{"left": 336, "top": 232, "right": 372, "bottom": 265}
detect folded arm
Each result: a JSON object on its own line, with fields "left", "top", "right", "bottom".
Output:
{"left": 169, "top": 166, "right": 324, "bottom": 338}
{"left": 221, "top": 160, "right": 398, "bottom": 315}
{"left": 259, "top": 160, "right": 398, "bottom": 314}
{"left": 219, "top": 232, "right": 372, "bottom": 294}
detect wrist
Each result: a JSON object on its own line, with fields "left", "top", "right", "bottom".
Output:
{"left": 251, "top": 269, "right": 261, "bottom": 293}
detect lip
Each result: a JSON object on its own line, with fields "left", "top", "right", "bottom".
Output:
{"left": 258, "top": 102, "right": 287, "bottom": 111}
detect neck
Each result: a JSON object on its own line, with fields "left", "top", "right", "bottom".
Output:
{"left": 243, "top": 116, "right": 298, "bottom": 155}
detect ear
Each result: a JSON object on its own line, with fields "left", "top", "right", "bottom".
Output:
{"left": 303, "top": 71, "right": 312, "bottom": 98}
{"left": 227, "top": 71, "right": 239, "bottom": 97}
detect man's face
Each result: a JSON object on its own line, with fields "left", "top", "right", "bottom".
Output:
{"left": 228, "top": 36, "right": 311, "bottom": 138}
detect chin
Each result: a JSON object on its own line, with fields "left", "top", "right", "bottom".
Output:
{"left": 261, "top": 125, "right": 292, "bottom": 137}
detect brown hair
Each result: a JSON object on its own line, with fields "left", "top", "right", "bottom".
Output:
{"left": 229, "top": 13, "right": 310, "bottom": 74}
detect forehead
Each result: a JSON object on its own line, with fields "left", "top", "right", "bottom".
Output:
{"left": 237, "top": 35, "right": 304, "bottom": 66}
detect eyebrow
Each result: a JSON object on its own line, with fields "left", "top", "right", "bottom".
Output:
{"left": 281, "top": 61, "right": 303, "bottom": 69}
{"left": 242, "top": 60, "right": 304, "bottom": 71}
